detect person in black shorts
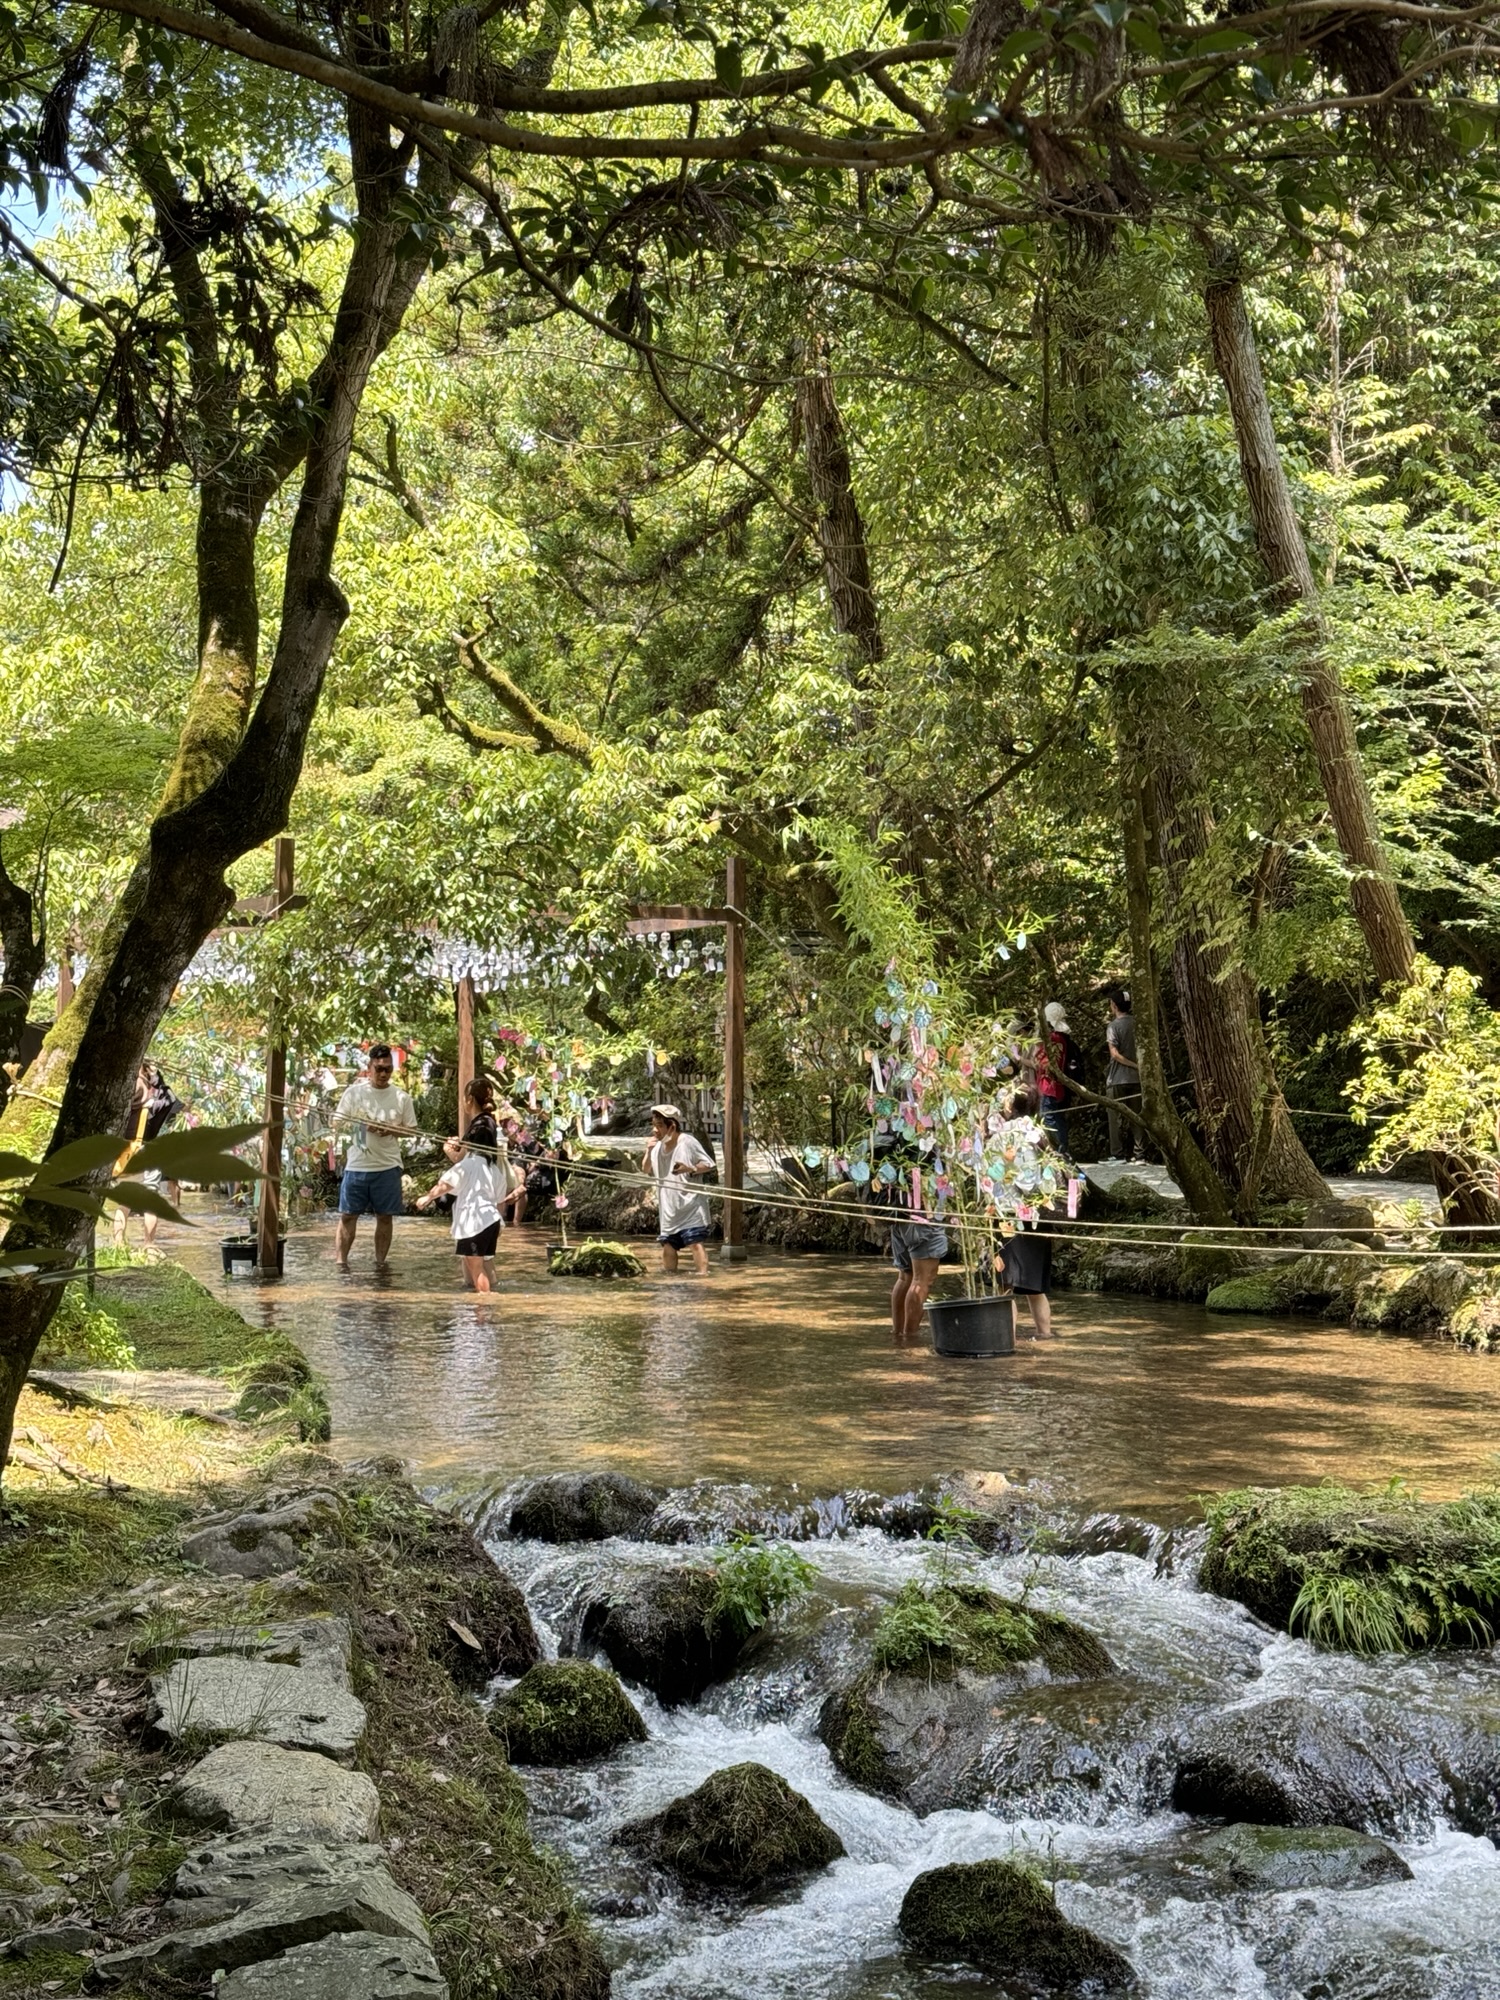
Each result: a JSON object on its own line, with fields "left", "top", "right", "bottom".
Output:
{"left": 999, "top": 1085, "right": 1056, "bottom": 1339}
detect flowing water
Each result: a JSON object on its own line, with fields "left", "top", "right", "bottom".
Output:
{"left": 160, "top": 1211, "right": 1500, "bottom": 1997}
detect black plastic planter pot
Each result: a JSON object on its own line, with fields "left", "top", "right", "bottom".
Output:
{"left": 221, "top": 1235, "right": 287, "bottom": 1275}
{"left": 928, "top": 1293, "right": 1015, "bottom": 1357}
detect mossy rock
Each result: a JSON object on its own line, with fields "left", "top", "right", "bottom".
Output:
{"left": 870, "top": 1581, "right": 1114, "bottom": 1683}
{"left": 1352, "top": 1258, "right": 1474, "bottom": 1331}
{"left": 581, "top": 1563, "right": 744, "bottom": 1704}
{"left": 508, "top": 1472, "right": 663, "bottom": 1543}
{"left": 490, "top": 1660, "right": 647, "bottom": 1764}
{"left": 899, "top": 1859, "right": 1134, "bottom": 1991}
{"left": 1205, "top": 1249, "right": 1369, "bottom": 1318}
{"left": 1191, "top": 1820, "right": 1411, "bottom": 1892}
{"left": 1200, "top": 1482, "right": 1500, "bottom": 1652}
{"left": 548, "top": 1239, "right": 645, "bottom": 1278}
{"left": 818, "top": 1673, "right": 898, "bottom": 1795}
{"left": 1205, "top": 1273, "right": 1285, "bottom": 1314}
{"left": 620, "top": 1762, "right": 843, "bottom": 1887}
{"left": 1449, "top": 1289, "right": 1500, "bottom": 1352}
{"left": 1176, "top": 1230, "right": 1251, "bottom": 1297}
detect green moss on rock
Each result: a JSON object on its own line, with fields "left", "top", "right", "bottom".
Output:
{"left": 1352, "top": 1258, "right": 1474, "bottom": 1331}
{"left": 1201, "top": 1482, "right": 1500, "bottom": 1652}
{"left": 1205, "top": 1274, "right": 1285, "bottom": 1313}
{"left": 870, "top": 1581, "right": 1113, "bottom": 1682}
{"left": 818, "top": 1673, "right": 896, "bottom": 1794}
{"left": 1450, "top": 1290, "right": 1500, "bottom": 1352}
{"left": 899, "top": 1859, "right": 1134, "bottom": 1991}
{"left": 548, "top": 1239, "right": 645, "bottom": 1278}
{"left": 490, "top": 1661, "right": 647, "bottom": 1764}
{"left": 621, "top": 1762, "right": 844, "bottom": 1887}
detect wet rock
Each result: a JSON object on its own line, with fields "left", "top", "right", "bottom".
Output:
{"left": 620, "top": 1762, "right": 844, "bottom": 1889}
{"left": 899, "top": 1859, "right": 1134, "bottom": 1992}
{"left": 168, "top": 1832, "right": 388, "bottom": 1921}
{"left": 1172, "top": 1696, "right": 1433, "bottom": 1834}
{"left": 580, "top": 1562, "right": 742, "bottom": 1704}
{"left": 152, "top": 1657, "right": 367, "bottom": 1760}
{"left": 1175, "top": 1230, "right": 1253, "bottom": 1298}
{"left": 1449, "top": 1288, "right": 1500, "bottom": 1352}
{"left": 171, "top": 1741, "right": 381, "bottom": 1840}
{"left": 92, "top": 1864, "right": 429, "bottom": 1983}
{"left": 1353, "top": 1257, "right": 1475, "bottom": 1331}
{"left": 645, "top": 1480, "right": 823, "bottom": 1544}
{"left": 182, "top": 1520, "right": 301, "bottom": 1579}
{"left": 1192, "top": 1821, "right": 1412, "bottom": 1892}
{"left": 1199, "top": 1482, "right": 1500, "bottom": 1649}
{"left": 820, "top": 1584, "right": 1116, "bottom": 1811}
{"left": 508, "top": 1472, "right": 664, "bottom": 1542}
{"left": 490, "top": 1661, "right": 647, "bottom": 1764}
{"left": 217, "top": 1932, "right": 449, "bottom": 1999}
{"left": 1205, "top": 1246, "right": 1372, "bottom": 1317}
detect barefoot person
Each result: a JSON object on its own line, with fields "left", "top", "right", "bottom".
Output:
{"left": 890, "top": 1214, "right": 948, "bottom": 1340}
{"left": 999, "top": 1087, "right": 1057, "bottom": 1339}
{"left": 332, "top": 1043, "right": 415, "bottom": 1272}
{"left": 642, "top": 1103, "right": 715, "bottom": 1274}
{"left": 416, "top": 1089, "right": 503, "bottom": 1292}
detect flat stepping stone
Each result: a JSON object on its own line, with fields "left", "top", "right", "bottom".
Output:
{"left": 182, "top": 1521, "right": 302, "bottom": 1580}
{"left": 218, "top": 1933, "right": 449, "bottom": 1998}
{"left": 170, "top": 1833, "right": 388, "bottom": 1922}
{"left": 164, "top": 1616, "right": 353, "bottom": 1690}
{"left": 173, "top": 1742, "right": 380, "bottom": 1840}
{"left": 92, "top": 1866, "right": 428, "bottom": 1984}
{"left": 1193, "top": 1821, "right": 1413, "bottom": 1891}
{"left": 153, "top": 1658, "right": 366, "bottom": 1760}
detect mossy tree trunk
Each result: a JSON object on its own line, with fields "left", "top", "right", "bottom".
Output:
{"left": 0, "top": 847, "right": 43, "bottom": 1109}
{"left": 1151, "top": 757, "right": 1329, "bottom": 1211}
{"left": 0, "top": 107, "right": 450, "bottom": 1487}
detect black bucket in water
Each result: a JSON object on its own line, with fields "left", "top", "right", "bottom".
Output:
{"left": 928, "top": 1293, "right": 1015, "bottom": 1358}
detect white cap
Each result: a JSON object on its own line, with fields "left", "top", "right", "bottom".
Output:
{"left": 650, "top": 1103, "right": 685, "bottom": 1125}
{"left": 1044, "top": 1001, "right": 1071, "bottom": 1032}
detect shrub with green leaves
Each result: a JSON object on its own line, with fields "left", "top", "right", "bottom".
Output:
{"left": 34, "top": 1286, "right": 138, "bottom": 1371}
{"left": 707, "top": 1535, "right": 816, "bottom": 1639}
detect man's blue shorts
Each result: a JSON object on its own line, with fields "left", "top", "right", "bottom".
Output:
{"left": 339, "top": 1167, "right": 405, "bottom": 1216}
{"left": 890, "top": 1219, "right": 948, "bottom": 1270}
{"left": 660, "top": 1224, "right": 712, "bottom": 1250}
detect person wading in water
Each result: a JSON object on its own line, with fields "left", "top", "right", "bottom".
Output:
{"left": 332, "top": 1043, "right": 416, "bottom": 1273}
{"left": 642, "top": 1103, "right": 716, "bottom": 1274}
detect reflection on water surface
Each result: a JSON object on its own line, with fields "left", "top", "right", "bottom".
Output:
{"left": 165, "top": 1213, "right": 1498, "bottom": 1510}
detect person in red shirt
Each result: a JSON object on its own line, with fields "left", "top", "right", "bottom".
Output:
{"left": 1037, "top": 1002, "right": 1082, "bottom": 1157}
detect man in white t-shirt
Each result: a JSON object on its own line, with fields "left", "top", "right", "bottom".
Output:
{"left": 332, "top": 1043, "right": 416, "bottom": 1272}
{"left": 641, "top": 1102, "right": 716, "bottom": 1274}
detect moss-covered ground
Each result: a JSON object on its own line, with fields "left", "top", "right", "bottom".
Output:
{"left": 1202, "top": 1480, "right": 1500, "bottom": 1653}
{"left": 35, "top": 1258, "right": 263, "bottom": 1374}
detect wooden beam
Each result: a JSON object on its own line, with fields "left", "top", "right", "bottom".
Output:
{"left": 626, "top": 902, "right": 740, "bottom": 932}
{"left": 721, "top": 857, "right": 747, "bottom": 1263}
{"left": 255, "top": 836, "right": 294, "bottom": 1276}
{"left": 456, "top": 972, "right": 477, "bottom": 1133}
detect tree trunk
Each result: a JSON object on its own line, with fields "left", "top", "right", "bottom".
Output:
{"left": 0, "top": 851, "right": 43, "bottom": 1108}
{"left": 1205, "top": 262, "right": 1498, "bottom": 1228}
{"left": 1152, "top": 760, "right": 1329, "bottom": 1211}
{"left": 1116, "top": 713, "right": 1233, "bottom": 1222}
{"left": 0, "top": 112, "right": 446, "bottom": 1484}
{"left": 1203, "top": 269, "right": 1414, "bottom": 989}
{"left": 795, "top": 342, "right": 883, "bottom": 669}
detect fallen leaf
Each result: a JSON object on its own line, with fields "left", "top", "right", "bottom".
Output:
{"left": 446, "top": 1618, "right": 482, "bottom": 1652}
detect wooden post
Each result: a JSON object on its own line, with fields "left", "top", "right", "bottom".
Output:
{"left": 456, "top": 972, "right": 477, "bottom": 1132}
{"left": 255, "top": 837, "right": 294, "bottom": 1276}
{"left": 721, "top": 857, "right": 747, "bottom": 1261}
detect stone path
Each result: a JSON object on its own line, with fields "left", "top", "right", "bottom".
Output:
{"left": 1080, "top": 1161, "right": 1440, "bottom": 1211}
{"left": 86, "top": 1491, "right": 451, "bottom": 1998}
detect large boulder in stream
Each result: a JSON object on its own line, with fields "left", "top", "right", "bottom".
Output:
{"left": 819, "top": 1582, "right": 1118, "bottom": 1814}
{"left": 619, "top": 1763, "right": 844, "bottom": 1888}
{"left": 1199, "top": 1482, "right": 1500, "bottom": 1650}
{"left": 900, "top": 1860, "right": 1134, "bottom": 1993}
{"left": 490, "top": 1661, "right": 647, "bottom": 1765}
{"left": 1171, "top": 1695, "right": 1494, "bottom": 1836}
{"left": 1191, "top": 1822, "right": 1411, "bottom": 1893}
{"left": 581, "top": 1563, "right": 743, "bottom": 1704}
{"left": 507, "top": 1472, "right": 664, "bottom": 1542}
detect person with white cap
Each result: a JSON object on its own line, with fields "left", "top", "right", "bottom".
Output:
{"left": 1038, "top": 1001, "right": 1083, "bottom": 1156}
{"left": 642, "top": 1103, "right": 716, "bottom": 1274}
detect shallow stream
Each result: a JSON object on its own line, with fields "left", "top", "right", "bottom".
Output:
{"left": 160, "top": 1212, "right": 1500, "bottom": 1997}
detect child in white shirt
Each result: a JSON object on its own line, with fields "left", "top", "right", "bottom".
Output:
{"left": 417, "top": 1136, "right": 503, "bottom": 1292}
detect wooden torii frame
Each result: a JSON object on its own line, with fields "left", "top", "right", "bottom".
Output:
{"left": 628, "top": 858, "right": 747, "bottom": 1262}
{"left": 218, "top": 836, "right": 307, "bottom": 1276}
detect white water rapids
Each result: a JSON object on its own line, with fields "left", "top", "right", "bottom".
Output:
{"left": 479, "top": 1526, "right": 1500, "bottom": 2000}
